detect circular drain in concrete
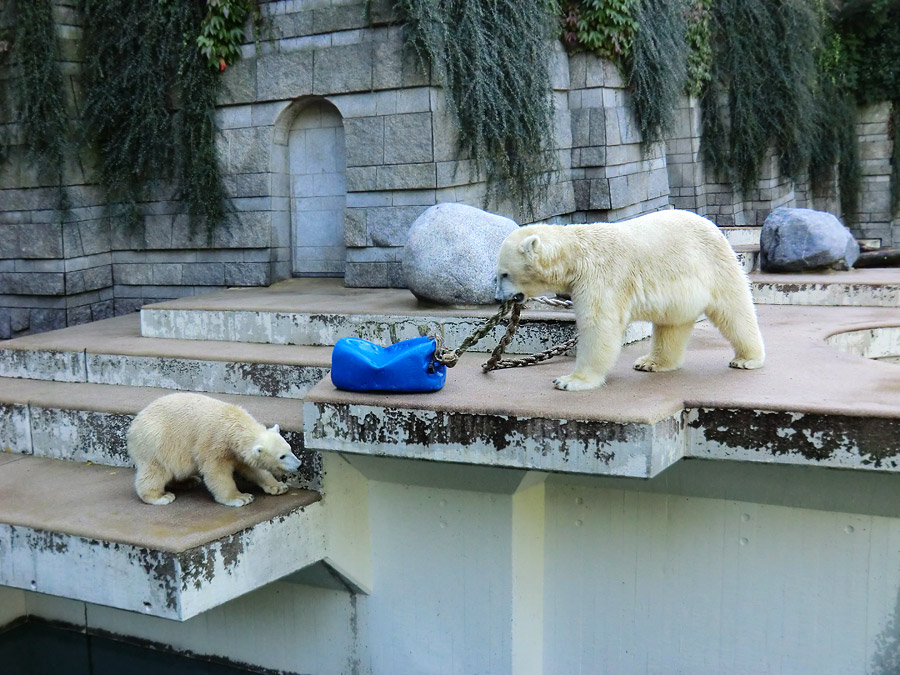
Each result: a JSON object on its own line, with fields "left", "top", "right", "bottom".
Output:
{"left": 826, "top": 326, "right": 900, "bottom": 364}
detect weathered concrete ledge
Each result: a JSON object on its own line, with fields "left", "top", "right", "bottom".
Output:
{"left": 0, "top": 454, "right": 324, "bottom": 621}
{"left": 304, "top": 304, "right": 900, "bottom": 477}
{"left": 751, "top": 268, "right": 900, "bottom": 307}
{"left": 138, "top": 278, "right": 651, "bottom": 351}
{"left": 0, "top": 378, "right": 320, "bottom": 490}
{"left": 0, "top": 315, "right": 330, "bottom": 399}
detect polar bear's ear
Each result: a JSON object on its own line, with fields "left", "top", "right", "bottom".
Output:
{"left": 519, "top": 234, "right": 541, "bottom": 259}
{"left": 269, "top": 424, "right": 280, "bottom": 435}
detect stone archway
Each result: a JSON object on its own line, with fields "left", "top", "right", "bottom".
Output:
{"left": 289, "top": 100, "right": 347, "bottom": 277}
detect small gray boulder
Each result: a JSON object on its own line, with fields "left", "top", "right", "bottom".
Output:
{"left": 760, "top": 207, "right": 860, "bottom": 272}
{"left": 403, "top": 203, "right": 518, "bottom": 305}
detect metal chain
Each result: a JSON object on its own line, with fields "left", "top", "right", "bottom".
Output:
{"left": 433, "top": 296, "right": 575, "bottom": 371}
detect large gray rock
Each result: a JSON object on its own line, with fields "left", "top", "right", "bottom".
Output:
{"left": 760, "top": 207, "right": 860, "bottom": 272}
{"left": 403, "top": 203, "right": 518, "bottom": 305}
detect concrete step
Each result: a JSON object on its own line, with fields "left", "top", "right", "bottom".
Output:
{"left": 733, "top": 245, "right": 760, "bottom": 274}
{"left": 751, "top": 268, "right": 900, "bottom": 307}
{"left": 0, "top": 315, "right": 330, "bottom": 399}
{"left": 0, "top": 378, "right": 320, "bottom": 490}
{"left": 138, "top": 279, "right": 650, "bottom": 348}
{"left": 721, "top": 226, "right": 762, "bottom": 247}
{"left": 0, "top": 453, "right": 328, "bottom": 620}
{"left": 303, "top": 304, "right": 900, "bottom": 479}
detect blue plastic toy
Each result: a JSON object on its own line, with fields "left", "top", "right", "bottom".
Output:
{"left": 331, "top": 336, "right": 447, "bottom": 392}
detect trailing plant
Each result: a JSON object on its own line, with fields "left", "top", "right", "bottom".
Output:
{"left": 627, "top": 0, "right": 688, "bottom": 146}
{"left": 827, "top": 0, "right": 900, "bottom": 218}
{"left": 395, "top": 0, "right": 560, "bottom": 217}
{"left": 198, "top": 0, "right": 260, "bottom": 71}
{"left": 684, "top": 0, "right": 711, "bottom": 98}
{"left": 6, "top": 0, "right": 70, "bottom": 209}
{"left": 700, "top": 0, "right": 820, "bottom": 193}
{"left": 561, "top": 0, "right": 637, "bottom": 63}
{"left": 81, "top": 0, "right": 229, "bottom": 234}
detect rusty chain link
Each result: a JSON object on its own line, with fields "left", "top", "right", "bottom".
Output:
{"left": 432, "top": 296, "right": 575, "bottom": 372}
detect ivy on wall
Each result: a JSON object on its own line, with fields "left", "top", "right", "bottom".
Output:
{"left": 3, "top": 0, "right": 70, "bottom": 211}
{"left": 0, "top": 0, "right": 259, "bottom": 234}
{"left": 80, "top": 0, "right": 231, "bottom": 234}
{"left": 564, "top": 0, "right": 899, "bottom": 224}
{"left": 394, "top": 0, "right": 560, "bottom": 217}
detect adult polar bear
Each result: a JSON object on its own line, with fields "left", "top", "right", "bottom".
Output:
{"left": 494, "top": 209, "right": 765, "bottom": 391}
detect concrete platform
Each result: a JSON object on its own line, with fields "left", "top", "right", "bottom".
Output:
{"left": 0, "top": 454, "right": 323, "bottom": 620}
{"left": 139, "top": 278, "right": 652, "bottom": 350}
{"left": 0, "top": 315, "right": 331, "bottom": 398}
{"left": 304, "top": 304, "right": 900, "bottom": 478}
{"left": 0, "top": 378, "right": 320, "bottom": 489}
{"left": 751, "top": 267, "right": 900, "bottom": 306}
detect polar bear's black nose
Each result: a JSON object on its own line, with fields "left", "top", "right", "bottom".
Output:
{"left": 513, "top": 292, "right": 525, "bottom": 303}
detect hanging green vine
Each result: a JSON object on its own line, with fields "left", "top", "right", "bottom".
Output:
{"left": 561, "top": 0, "right": 637, "bottom": 62}
{"left": 5, "top": 0, "right": 70, "bottom": 210}
{"left": 198, "top": 0, "right": 260, "bottom": 71}
{"left": 627, "top": 0, "right": 688, "bottom": 146}
{"left": 394, "top": 0, "right": 560, "bottom": 217}
{"left": 700, "top": 0, "right": 820, "bottom": 193}
{"left": 81, "top": 0, "right": 229, "bottom": 234}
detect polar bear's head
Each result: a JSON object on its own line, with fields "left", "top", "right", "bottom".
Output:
{"left": 251, "top": 424, "right": 302, "bottom": 472}
{"left": 495, "top": 225, "right": 566, "bottom": 303}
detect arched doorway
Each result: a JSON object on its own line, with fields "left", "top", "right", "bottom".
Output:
{"left": 289, "top": 100, "right": 346, "bottom": 276}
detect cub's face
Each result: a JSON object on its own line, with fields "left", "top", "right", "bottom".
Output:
{"left": 494, "top": 229, "right": 551, "bottom": 303}
{"left": 252, "top": 424, "right": 301, "bottom": 472}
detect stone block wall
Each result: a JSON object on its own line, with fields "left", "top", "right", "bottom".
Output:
{"left": 2, "top": 0, "right": 897, "bottom": 337}
{"left": 666, "top": 96, "right": 794, "bottom": 227}
{"left": 853, "top": 103, "right": 897, "bottom": 246}
{"left": 568, "top": 55, "right": 669, "bottom": 223}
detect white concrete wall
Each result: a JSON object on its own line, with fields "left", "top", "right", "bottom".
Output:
{"left": 13, "top": 460, "right": 900, "bottom": 674}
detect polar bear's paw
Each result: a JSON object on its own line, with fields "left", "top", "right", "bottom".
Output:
{"left": 729, "top": 357, "right": 764, "bottom": 370}
{"left": 147, "top": 492, "right": 176, "bottom": 505}
{"left": 633, "top": 355, "right": 679, "bottom": 372}
{"left": 222, "top": 493, "right": 255, "bottom": 507}
{"left": 553, "top": 374, "right": 604, "bottom": 391}
{"left": 263, "top": 481, "right": 289, "bottom": 495}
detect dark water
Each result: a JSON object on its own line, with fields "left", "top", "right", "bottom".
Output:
{"left": 0, "top": 622, "right": 256, "bottom": 675}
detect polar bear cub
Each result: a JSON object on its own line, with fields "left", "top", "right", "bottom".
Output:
{"left": 494, "top": 209, "right": 765, "bottom": 391}
{"left": 127, "top": 392, "right": 302, "bottom": 506}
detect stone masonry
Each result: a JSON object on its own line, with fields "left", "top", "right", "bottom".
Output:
{"left": 0, "top": 0, "right": 896, "bottom": 338}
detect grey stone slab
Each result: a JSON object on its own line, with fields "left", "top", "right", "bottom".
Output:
{"left": 0, "top": 272, "right": 64, "bottom": 296}
{"left": 257, "top": 49, "right": 313, "bottom": 101}
{"left": 225, "top": 262, "right": 270, "bottom": 286}
{"left": 226, "top": 127, "right": 273, "bottom": 174}
{"left": 344, "top": 117, "right": 385, "bottom": 167}
{"left": 312, "top": 4, "right": 368, "bottom": 33}
{"left": 376, "top": 163, "right": 436, "bottom": 191}
{"left": 182, "top": 263, "right": 226, "bottom": 286}
{"left": 384, "top": 113, "right": 433, "bottom": 164}
{"left": 366, "top": 205, "right": 427, "bottom": 246}
{"left": 372, "top": 39, "right": 404, "bottom": 90}
{"left": 344, "top": 208, "right": 367, "bottom": 246}
{"left": 217, "top": 56, "right": 257, "bottom": 105}
{"left": 313, "top": 43, "right": 373, "bottom": 94}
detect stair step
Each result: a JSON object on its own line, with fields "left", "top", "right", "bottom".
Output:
{"left": 751, "top": 268, "right": 900, "bottom": 307}
{"left": 138, "top": 279, "right": 652, "bottom": 349}
{"left": 0, "top": 378, "right": 319, "bottom": 490}
{"left": 733, "top": 245, "right": 760, "bottom": 274}
{"left": 720, "top": 226, "right": 762, "bottom": 247}
{"left": 0, "top": 315, "right": 330, "bottom": 398}
{"left": 0, "top": 453, "right": 325, "bottom": 620}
